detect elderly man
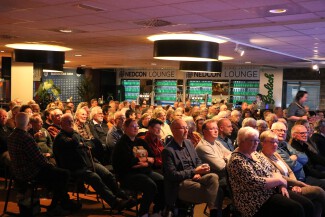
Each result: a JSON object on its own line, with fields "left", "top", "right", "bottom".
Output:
{"left": 47, "top": 108, "right": 63, "bottom": 140}
{"left": 273, "top": 122, "right": 325, "bottom": 190}
{"left": 162, "top": 119, "right": 219, "bottom": 217}
{"left": 53, "top": 113, "right": 130, "bottom": 212}
{"left": 229, "top": 110, "right": 241, "bottom": 143}
{"left": 216, "top": 118, "right": 234, "bottom": 151}
{"left": 0, "top": 109, "right": 13, "bottom": 167}
{"left": 290, "top": 125, "right": 325, "bottom": 184}
{"left": 106, "top": 111, "right": 125, "bottom": 151}
{"left": 89, "top": 106, "right": 108, "bottom": 145}
{"left": 8, "top": 112, "right": 73, "bottom": 215}
{"left": 29, "top": 113, "right": 55, "bottom": 164}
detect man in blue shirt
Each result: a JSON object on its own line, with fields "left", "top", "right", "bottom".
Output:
{"left": 216, "top": 118, "right": 234, "bottom": 151}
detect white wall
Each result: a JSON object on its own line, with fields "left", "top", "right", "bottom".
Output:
{"left": 259, "top": 68, "right": 283, "bottom": 107}
{"left": 11, "top": 62, "right": 34, "bottom": 104}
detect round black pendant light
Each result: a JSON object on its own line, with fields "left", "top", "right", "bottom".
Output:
{"left": 179, "top": 61, "right": 222, "bottom": 72}
{"left": 153, "top": 40, "right": 219, "bottom": 61}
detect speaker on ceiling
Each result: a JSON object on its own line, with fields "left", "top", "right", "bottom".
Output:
{"left": 76, "top": 67, "right": 85, "bottom": 74}
{"left": 1, "top": 57, "right": 11, "bottom": 79}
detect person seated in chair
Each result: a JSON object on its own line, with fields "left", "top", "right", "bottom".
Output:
{"left": 8, "top": 112, "right": 75, "bottom": 215}
{"left": 144, "top": 118, "right": 164, "bottom": 172}
{"left": 196, "top": 119, "right": 232, "bottom": 216}
{"left": 53, "top": 113, "right": 131, "bottom": 212}
{"left": 112, "top": 118, "right": 164, "bottom": 217}
{"left": 47, "top": 108, "right": 63, "bottom": 140}
{"left": 29, "top": 113, "right": 55, "bottom": 165}
{"left": 0, "top": 109, "right": 13, "bottom": 168}
{"left": 162, "top": 119, "right": 220, "bottom": 217}
{"left": 227, "top": 127, "right": 314, "bottom": 217}
{"left": 260, "top": 130, "right": 325, "bottom": 216}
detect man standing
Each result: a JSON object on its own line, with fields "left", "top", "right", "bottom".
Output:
{"left": 229, "top": 110, "right": 241, "bottom": 143}
{"left": 53, "top": 114, "right": 130, "bottom": 211}
{"left": 216, "top": 118, "right": 234, "bottom": 151}
{"left": 162, "top": 119, "right": 219, "bottom": 217}
{"left": 8, "top": 112, "right": 72, "bottom": 215}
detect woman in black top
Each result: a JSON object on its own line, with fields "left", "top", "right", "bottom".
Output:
{"left": 112, "top": 118, "right": 164, "bottom": 217}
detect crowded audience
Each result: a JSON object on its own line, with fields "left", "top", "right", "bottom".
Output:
{"left": 2, "top": 90, "right": 325, "bottom": 217}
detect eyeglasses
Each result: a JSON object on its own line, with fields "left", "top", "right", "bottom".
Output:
{"left": 175, "top": 126, "right": 189, "bottom": 130}
{"left": 273, "top": 129, "right": 287, "bottom": 133}
{"left": 295, "top": 131, "right": 308, "bottom": 135}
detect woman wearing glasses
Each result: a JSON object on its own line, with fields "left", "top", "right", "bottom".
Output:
{"left": 227, "top": 127, "right": 314, "bottom": 217}
{"left": 112, "top": 118, "right": 164, "bottom": 217}
{"left": 260, "top": 130, "right": 325, "bottom": 217}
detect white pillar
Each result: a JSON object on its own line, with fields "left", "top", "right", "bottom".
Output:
{"left": 11, "top": 62, "right": 34, "bottom": 104}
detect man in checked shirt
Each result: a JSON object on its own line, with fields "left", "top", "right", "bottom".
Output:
{"left": 7, "top": 112, "right": 76, "bottom": 216}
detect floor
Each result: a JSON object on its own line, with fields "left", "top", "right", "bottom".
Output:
{"left": 0, "top": 178, "right": 208, "bottom": 217}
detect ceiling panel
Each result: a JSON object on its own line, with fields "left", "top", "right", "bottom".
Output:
{"left": 0, "top": 0, "right": 323, "bottom": 68}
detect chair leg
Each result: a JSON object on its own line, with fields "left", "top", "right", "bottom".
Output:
{"left": 3, "top": 177, "right": 13, "bottom": 214}
{"left": 203, "top": 203, "right": 208, "bottom": 216}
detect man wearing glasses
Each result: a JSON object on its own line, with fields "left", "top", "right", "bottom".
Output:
{"left": 272, "top": 122, "right": 325, "bottom": 190}
{"left": 162, "top": 119, "right": 219, "bottom": 217}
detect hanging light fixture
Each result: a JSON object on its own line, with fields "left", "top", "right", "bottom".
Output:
{"left": 148, "top": 34, "right": 226, "bottom": 61}
{"left": 179, "top": 61, "right": 222, "bottom": 72}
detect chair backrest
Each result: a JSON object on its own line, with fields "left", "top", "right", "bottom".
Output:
{"left": 164, "top": 135, "right": 173, "bottom": 147}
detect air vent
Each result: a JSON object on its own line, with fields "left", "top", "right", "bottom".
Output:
{"left": 0, "top": 34, "right": 18, "bottom": 39}
{"left": 76, "top": 3, "right": 105, "bottom": 12}
{"left": 134, "top": 19, "right": 172, "bottom": 27}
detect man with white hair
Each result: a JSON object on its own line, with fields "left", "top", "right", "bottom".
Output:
{"left": 106, "top": 111, "right": 125, "bottom": 163}
{"left": 272, "top": 122, "right": 325, "bottom": 189}
{"left": 229, "top": 110, "right": 241, "bottom": 143}
{"left": 47, "top": 108, "right": 63, "bottom": 140}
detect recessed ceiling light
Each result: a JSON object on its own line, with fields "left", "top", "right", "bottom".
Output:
{"left": 65, "top": 60, "right": 71, "bottom": 63}
{"left": 219, "top": 56, "right": 233, "bottom": 61}
{"left": 314, "top": 50, "right": 318, "bottom": 53}
{"left": 0, "top": 51, "right": 4, "bottom": 53}
{"left": 148, "top": 33, "right": 227, "bottom": 43}
{"left": 5, "top": 43, "right": 71, "bottom": 51}
{"left": 74, "top": 54, "right": 82, "bottom": 57}
{"left": 80, "top": 64, "right": 86, "bottom": 67}
{"left": 269, "top": 8, "right": 287, "bottom": 14}
{"left": 59, "top": 29, "right": 73, "bottom": 33}
{"left": 245, "top": 61, "right": 252, "bottom": 64}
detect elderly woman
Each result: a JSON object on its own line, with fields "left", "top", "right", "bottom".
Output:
{"left": 153, "top": 108, "right": 172, "bottom": 141}
{"left": 112, "top": 118, "right": 164, "bottom": 217}
{"left": 260, "top": 130, "right": 325, "bottom": 217}
{"left": 227, "top": 127, "right": 314, "bottom": 217}
{"left": 183, "top": 116, "right": 201, "bottom": 147}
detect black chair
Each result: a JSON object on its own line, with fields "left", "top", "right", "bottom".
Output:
{"left": 3, "top": 176, "right": 48, "bottom": 216}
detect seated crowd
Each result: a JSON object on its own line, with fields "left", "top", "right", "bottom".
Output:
{"left": 1, "top": 91, "right": 325, "bottom": 217}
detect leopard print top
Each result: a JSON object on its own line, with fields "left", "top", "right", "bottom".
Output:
{"left": 227, "top": 151, "right": 277, "bottom": 217}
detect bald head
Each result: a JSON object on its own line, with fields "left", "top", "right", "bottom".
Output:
{"left": 15, "top": 112, "right": 29, "bottom": 130}
{"left": 61, "top": 113, "right": 74, "bottom": 133}
{"left": 171, "top": 119, "right": 188, "bottom": 143}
